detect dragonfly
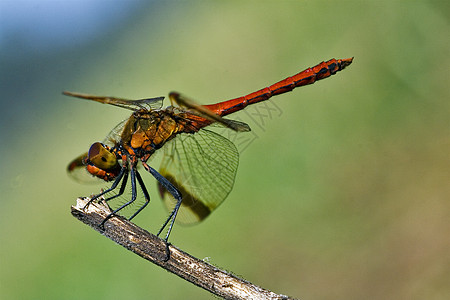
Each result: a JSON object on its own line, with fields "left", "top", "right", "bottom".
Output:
{"left": 66, "top": 57, "right": 353, "bottom": 242}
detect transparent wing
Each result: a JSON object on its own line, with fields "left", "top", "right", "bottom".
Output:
{"left": 169, "top": 92, "right": 250, "bottom": 132}
{"left": 158, "top": 129, "right": 239, "bottom": 225}
{"left": 63, "top": 91, "right": 164, "bottom": 111}
{"left": 103, "top": 118, "right": 128, "bottom": 147}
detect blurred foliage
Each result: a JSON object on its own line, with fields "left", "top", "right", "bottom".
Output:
{"left": 0, "top": 1, "right": 449, "bottom": 299}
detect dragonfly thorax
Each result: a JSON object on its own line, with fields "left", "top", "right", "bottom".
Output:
{"left": 120, "top": 109, "right": 192, "bottom": 155}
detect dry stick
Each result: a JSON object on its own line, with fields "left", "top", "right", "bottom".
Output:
{"left": 71, "top": 198, "right": 296, "bottom": 300}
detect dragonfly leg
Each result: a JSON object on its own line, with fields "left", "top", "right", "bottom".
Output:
{"left": 157, "top": 195, "right": 182, "bottom": 242}
{"left": 101, "top": 168, "right": 138, "bottom": 227}
{"left": 141, "top": 161, "right": 182, "bottom": 242}
{"left": 127, "top": 170, "right": 150, "bottom": 221}
{"left": 83, "top": 166, "right": 127, "bottom": 210}
{"left": 102, "top": 171, "right": 129, "bottom": 204}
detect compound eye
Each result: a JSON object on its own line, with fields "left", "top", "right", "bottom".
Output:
{"left": 88, "top": 142, "right": 118, "bottom": 170}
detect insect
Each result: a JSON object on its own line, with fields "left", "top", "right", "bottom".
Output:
{"left": 66, "top": 58, "right": 353, "bottom": 242}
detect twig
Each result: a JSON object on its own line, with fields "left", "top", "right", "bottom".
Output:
{"left": 71, "top": 198, "right": 296, "bottom": 300}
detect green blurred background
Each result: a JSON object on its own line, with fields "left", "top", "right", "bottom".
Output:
{"left": 1, "top": 1, "right": 449, "bottom": 299}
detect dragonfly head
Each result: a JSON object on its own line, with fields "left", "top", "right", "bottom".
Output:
{"left": 85, "top": 142, "right": 121, "bottom": 181}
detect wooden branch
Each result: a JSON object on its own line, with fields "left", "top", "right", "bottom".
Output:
{"left": 71, "top": 198, "right": 296, "bottom": 300}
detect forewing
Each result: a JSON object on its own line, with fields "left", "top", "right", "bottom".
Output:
{"left": 63, "top": 91, "right": 164, "bottom": 111}
{"left": 124, "top": 96, "right": 165, "bottom": 111}
{"left": 158, "top": 129, "right": 239, "bottom": 225}
{"left": 170, "top": 92, "right": 250, "bottom": 132}
{"left": 103, "top": 118, "right": 128, "bottom": 147}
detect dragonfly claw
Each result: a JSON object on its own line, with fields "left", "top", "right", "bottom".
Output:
{"left": 161, "top": 242, "right": 171, "bottom": 262}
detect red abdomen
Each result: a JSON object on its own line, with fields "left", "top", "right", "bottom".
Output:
{"left": 204, "top": 58, "right": 353, "bottom": 117}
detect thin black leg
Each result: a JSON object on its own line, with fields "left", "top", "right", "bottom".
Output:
{"left": 83, "top": 166, "right": 127, "bottom": 209}
{"left": 101, "top": 168, "right": 138, "bottom": 227}
{"left": 103, "top": 171, "right": 129, "bottom": 203}
{"left": 157, "top": 195, "right": 183, "bottom": 242}
{"left": 128, "top": 170, "right": 150, "bottom": 221}
{"left": 142, "top": 162, "right": 181, "bottom": 200}
{"left": 142, "top": 161, "right": 182, "bottom": 242}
